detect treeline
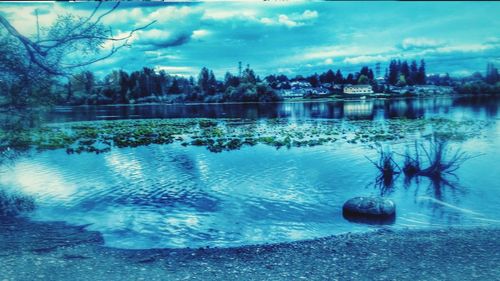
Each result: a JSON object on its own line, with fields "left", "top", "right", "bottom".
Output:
{"left": 60, "top": 66, "right": 281, "bottom": 105}
{"left": 454, "top": 63, "right": 500, "bottom": 95}
{"left": 387, "top": 59, "right": 426, "bottom": 86}
{"left": 266, "top": 66, "right": 386, "bottom": 93}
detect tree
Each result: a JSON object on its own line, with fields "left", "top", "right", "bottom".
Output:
{"left": 409, "top": 60, "right": 418, "bottom": 86}
{"left": 357, "top": 74, "right": 369, "bottom": 85}
{"left": 345, "top": 73, "right": 355, "bottom": 84}
{"left": 168, "top": 78, "right": 181, "bottom": 94}
{"left": 241, "top": 67, "right": 257, "bottom": 84}
{"left": 397, "top": 75, "right": 407, "bottom": 87}
{"left": 417, "top": 59, "right": 426, "bottom": 85}
{"left": 335, "top": 70, "right": 343, "bottom": 84}
{"left": 486, "top": 63, "right": 499, "bottom": 84}
{"left": 118, "top": 70, "right": 130, "bottom": 103}
{"left": 401, "top": 61, "right": 410, "bottom": 81}
{"left": 388, "top": 60, "right": 399, "bottom": 85}
{"left": 225, "top": 72, "right": 240, "bottom": 89}
{"left": 307, "top": 73, "right": 320, "bottom": 88}
{"left": 325, "top": 69, "right": 335, "bottom": 83}
{"left": 0, "top": 2, "right": 155, "bottom": 107}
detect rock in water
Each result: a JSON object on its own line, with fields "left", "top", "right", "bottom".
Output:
{"left": 343, "top": 197, "right": 396, "bottom": 221}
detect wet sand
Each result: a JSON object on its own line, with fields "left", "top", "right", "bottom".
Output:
{"left": 1, "top": 218, "right": 499, "bottom": 281}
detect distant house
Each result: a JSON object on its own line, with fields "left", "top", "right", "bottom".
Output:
{"left": 280, "top": 89, "right": 305, "bottom": 99}
{"left": 290, "top": 81, "right": 312, "bottom": 89}
{"left": 375, "top": 77, "right": 386, "bottom": 85}
{"left": 343, "top": 84, "right": 374, "bottom": 94}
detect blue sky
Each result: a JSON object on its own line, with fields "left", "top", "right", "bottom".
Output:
{"left": 1, "top": 1, "right": 499, "bottom": 78}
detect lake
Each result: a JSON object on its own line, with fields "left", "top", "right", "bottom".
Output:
{"left": 1, "top": 96, "right": 500, "bottom": 249}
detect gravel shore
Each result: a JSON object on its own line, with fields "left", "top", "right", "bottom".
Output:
{"left": 1, "top": 218, "right": 499, "bottom": 281}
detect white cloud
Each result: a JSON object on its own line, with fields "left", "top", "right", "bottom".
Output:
{"left": 154, "top": 65, "right": 196, "bottom": 76}
{"left": 260, "top": 9, "right": 318, "bottom": 28}
{"left": 324, "top": 58, "right": 333, "bottom": 65}
{"left": 343, "top": 55, "right": 388, "bottom": 64}
{"left": 400, "top": 37, "right": 446, "bottom": 50}
{"left": 192, "top": 29, "right": 210, "bottom": 39}
{"left": 202, "top": 9, "right": 257, "bottom": 21}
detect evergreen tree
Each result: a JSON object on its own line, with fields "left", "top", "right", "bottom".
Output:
{"left": 486, "top": 63, "right": 499, "bottom": 84}
{"left": 408, "top": 60, "right": 418, "bottom": 86}
{"left": 168, "top": 78, "right": 181, "bottom": 94}
{"left": 346, "top": 73, "right": 355, "bottom": 84}
{"left": 307, "top": 73, "right": 320, "bottom": 87}
{"left": 388, "top": 60, "right": 399, "bottom": 85}
{"left": 417, "top": 59, "right": 426, "bottom": 84}
{"left": 324, "top": 69, "right": 335, "bottom": 83}
{"left": 335, "top": 70, "right": 343, "bottom": 84}
{"left": 401, "top": 61, "right": 410, "bottom": 81}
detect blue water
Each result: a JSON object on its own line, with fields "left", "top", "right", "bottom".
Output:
{"left": 1, "top": 96, "right": 500, "bottom": 249}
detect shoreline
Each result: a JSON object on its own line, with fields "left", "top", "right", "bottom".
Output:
{"left": 1, "top": 218, "right": 499, "bottom": 280}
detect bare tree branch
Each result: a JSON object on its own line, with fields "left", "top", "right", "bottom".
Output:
{"left": 0, "top": 2, "right": 155, "bottom": 77}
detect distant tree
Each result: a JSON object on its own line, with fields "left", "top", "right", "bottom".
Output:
{"left": 307, "top": 73, "right": 320, "bottom": 87}
{"left": 225, "top": 72, "right": 240, "bottom": 89}
{"left": 486, "top": 63, "right": 499, "bottom": 84}
{"left": 401, "top": 61, "right": 410, "bottom": 81}
{"left": 417, "top": 59, "right": 426, "bottom": 84}
{"left": 168, "top": 78, "right": 181, "bottom": 94}
{"left": 241, "top": 67, "right": 257, "bottom": 84}
{"left": 118, "top": 70, "right": 130, "bottom": 103}
{"left": 409, "top": 60, "right": 418, "bottom": 85}
{"left": 388, "top": 60, "right": 399, "bottom": 85}
{"left": 397, "top": 75, "right": 407, "bottom": 87}
{"left": 335, "top": 70, "right": 343, "bottom": 84}
{"left": 357, "top": 74, "right": 369, "bottom": 85}
{"left": 367, "top": 69, "right": 374, "bottom": 81}
{"left": 325, "top": 70, "right": 335, "bottom": 83}
{"left": 320, "top": 69, "right": 335, "bottom": 84}
{"left": 198, "top": 67, "right": 214, "bottom": 95}
{"left": 345, "top": 73, "right": 355, "bottom": 84}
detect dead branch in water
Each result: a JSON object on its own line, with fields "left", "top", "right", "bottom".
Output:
{"left": 416, "top": 137, "right": 481, "bottom": 180}
{"left": 368, "top": 136, "right": 482, "bottom": 193}
{"left": 366, "top": 145, "right": 401, "bottom": 193}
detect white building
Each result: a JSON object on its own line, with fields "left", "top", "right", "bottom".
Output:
{"left": 343, "top": 85, "right": 374, "bottom": 94}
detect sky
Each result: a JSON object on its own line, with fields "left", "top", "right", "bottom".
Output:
{"left": 1, "top": 1, "right": 499, "bottom": 79}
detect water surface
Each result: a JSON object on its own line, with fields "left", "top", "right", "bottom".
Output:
{"left": 2, "top": 96, "right": 500, "bottom": 249}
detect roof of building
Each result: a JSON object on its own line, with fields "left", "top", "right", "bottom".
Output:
{"left": 345, "top": 84, "right": 372, "bottom": 88}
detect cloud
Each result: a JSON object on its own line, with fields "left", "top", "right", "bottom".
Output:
{"left": 155, "top": 65, "right": 196, "bottom": 76}
{"left": 260, "top": 10, "right": 318, "bottom": 28}
{"left": 133, "top": 29, "right": 192, "bottom": 49}
{"left": 192, "top": 29, "right": 210, "bottom": 39}
{"left": 2, "top": 1, "right": 499, "bottom": 78}
{"left": 399, "top": 37, "right": 447, "bottom": 50}
{"left": 343, "top": 55, "right": 388, "bottom": 65}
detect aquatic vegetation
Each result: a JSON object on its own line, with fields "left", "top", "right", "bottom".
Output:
{"left": 0, "top": 117, "right": 493, "bottom": 154}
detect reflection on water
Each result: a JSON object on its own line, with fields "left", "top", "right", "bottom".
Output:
{"left": 43, "top": 96, "right": 500, "bottom": 123}
{"left": 0, "top": 96, "right": 499, "bottom": 249}
{"left": 1, "top": 135, "right": 499, "bottom": 249}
